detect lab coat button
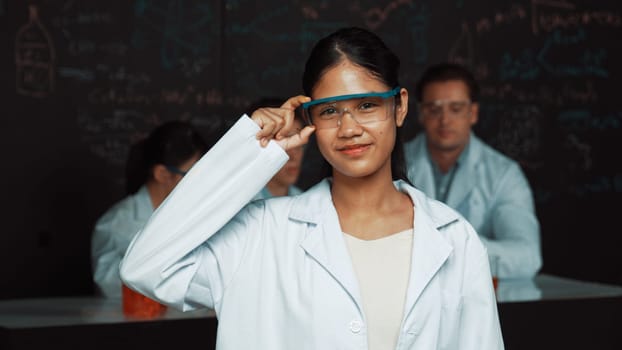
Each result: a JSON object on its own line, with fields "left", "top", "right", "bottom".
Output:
{"left": 349, "top": 320, "right": 362, "bottom": 333}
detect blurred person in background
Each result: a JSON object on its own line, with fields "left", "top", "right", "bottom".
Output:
{"left": 91, "top": 120, "right": 208, "bottom": 298}
{"left": 404, "top": 62, "right": 541, "bottom": 279}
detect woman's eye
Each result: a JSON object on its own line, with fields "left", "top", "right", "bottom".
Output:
{"left": 359, "top": 101, "right": 379, "bottom": 111}
{"left": 318, "top": 107, "right": 338, "bottom": 118}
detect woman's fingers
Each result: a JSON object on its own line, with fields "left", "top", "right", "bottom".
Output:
{"left": 251, "top": 95, "right": 311, "bottom": 147}
{"left": 276, "top": 96, "right": 310, "bottom": 140}
{"left": 281, "top": 95, "right": 311, "bottom": 110}
{"left": 251, "top": 107, "right": 285, "bottom": 145}
{"left": 276, "top": 95, "right": 311, "bottom": 140}
{"left": 276, "top": 125, "right": 315, "bottom": 150}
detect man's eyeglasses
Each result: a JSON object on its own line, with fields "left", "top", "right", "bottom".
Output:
{"left": 420, "top": 99, "right": 472, "bottom": 120}
{"left": 165, "top": 165, "right": 188, "bottom": 176}
{"left": 302, "top": 87, "right": 400, "bottom": 129}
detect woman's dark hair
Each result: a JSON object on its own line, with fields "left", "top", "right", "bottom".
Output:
{"left": 414, "top": 62, "right": 480, "bottom": 103}
{"left": 302, "top": 27, "right": 410, "bottom": 183}
{"left": 125, "top": 121, "right": 208, "bottom": 194}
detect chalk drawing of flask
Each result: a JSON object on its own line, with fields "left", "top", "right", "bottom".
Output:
{"left": 15, "top": 4, "right": 56, "bottom": 97}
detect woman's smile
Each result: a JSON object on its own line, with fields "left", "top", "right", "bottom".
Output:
{"left": 337, "top": 143, "right": 371, "bottom": 156}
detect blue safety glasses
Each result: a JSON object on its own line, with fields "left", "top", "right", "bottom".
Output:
{"left": 302, "top": 87, "right": 400, "bottom": 129}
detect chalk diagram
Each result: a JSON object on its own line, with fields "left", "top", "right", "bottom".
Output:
{"left": 15, "top": 5, "right": 56, "bottom": 97}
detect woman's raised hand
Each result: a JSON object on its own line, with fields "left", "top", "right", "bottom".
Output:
{"left": 251, "top": 95, "right": 315, "bottom": 150}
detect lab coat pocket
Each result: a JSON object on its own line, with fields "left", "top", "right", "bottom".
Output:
{"left": 439, "top": 291, "right": 463, "bottom": 349}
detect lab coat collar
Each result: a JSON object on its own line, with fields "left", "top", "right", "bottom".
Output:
{"left": 288, "top": 178, "right": 460, "bottom": 227}
{"left": 291, "top": 178, "right": 457, "bottom": 318}
{"left": 291, "top": 179, "right": 363, "bottom": 314}
{"left": 288, "top": 179, "right": 330, "bottom": 224}
{"left": 397, "top": 181, "right": 456, "bottom": 316}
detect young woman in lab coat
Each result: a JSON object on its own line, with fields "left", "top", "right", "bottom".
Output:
{"left": 120, "top": 27, "right": 504, "bottom": 349}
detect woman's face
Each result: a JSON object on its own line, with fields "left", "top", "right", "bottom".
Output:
{"left": 310, "top": 60, "right": 408, "bottom": 179}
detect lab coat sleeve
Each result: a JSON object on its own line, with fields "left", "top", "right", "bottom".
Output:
{"left": 119, "top": 115, "right": 288, "bottom": 310}
{"left": 479, "top": 163, "right": 542, "bottom": 278}
{"left": 460, "top": 228, "right": 505, "bottom": 349}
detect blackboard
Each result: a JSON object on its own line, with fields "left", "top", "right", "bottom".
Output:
{"left": 1, "top": 0, "right": 621, "bottom": 298}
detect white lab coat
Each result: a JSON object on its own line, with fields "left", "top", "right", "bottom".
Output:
{"left": 121, "top": 115, "right": 504, "bottom": 350}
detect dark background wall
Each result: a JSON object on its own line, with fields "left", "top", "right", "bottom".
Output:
{"left": 1, "top": 0, "right": 620, "bottom": 299}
